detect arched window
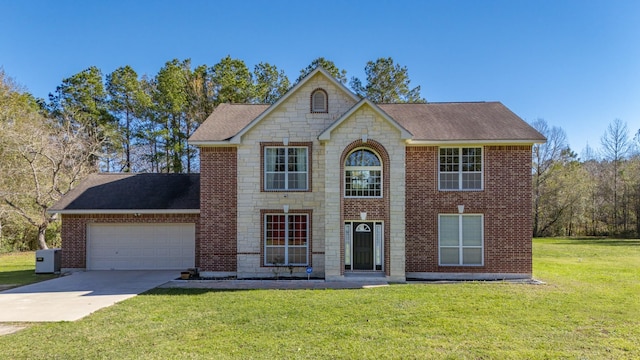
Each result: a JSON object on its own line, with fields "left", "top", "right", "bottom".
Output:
{"left": 311, "top": 89, "right": 327, "bottom": 113}
{"left": 345, "top": 149, "right": 382, "bottom": 197}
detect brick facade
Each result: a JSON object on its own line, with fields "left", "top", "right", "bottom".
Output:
{"left": 405, "top": 145, "right": 533, "bottom": 276}
{"left": 60, "top": 213, "right": 199, "bottom": 269}
{"left": 199, "top": 147, "right": 238, "bottom": 272}
{"left": 57, "top": 70, "right": 537, "bottom": 280}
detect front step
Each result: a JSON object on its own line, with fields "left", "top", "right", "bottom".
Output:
{"left": 343, "top": 272, "right": 387, "bottom": 283}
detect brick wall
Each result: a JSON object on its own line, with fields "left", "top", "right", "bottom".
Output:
{"left": 60, "top": 213, "right": 199, "bottom": 269}
{"left": 199, "top": 147, "right": 238, "bottom": 271}
{"left": 405, "top": 145, "right": 533, "bottom": 275}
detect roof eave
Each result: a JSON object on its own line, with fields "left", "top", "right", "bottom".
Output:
{"left": 406, "top": 139, "right": 546, "bottom": 145}
{"left": 189, "top": 140, "right": 234, "bottom": 147}
{"left": 48, "top": 209, "right": 201, "bottom": 215}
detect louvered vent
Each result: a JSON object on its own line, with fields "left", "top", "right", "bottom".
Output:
{"left": 311, "top": 89, "right": 327, "bottom": 112}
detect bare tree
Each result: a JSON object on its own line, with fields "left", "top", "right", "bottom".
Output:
{"left": 531, "top": 119, "right": 569, "bottom": 236}
{"left": 0, "top": 72, "right": 100, "bottom": 249}
{"left": 600, "top": 119, "right": 632, "bottom": 234}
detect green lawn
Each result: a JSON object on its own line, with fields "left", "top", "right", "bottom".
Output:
{"left": 0, "top": 252, "right": 57, "bottom": 289}
{"left": 1, "top": 239, "right": 639, "bottom": 359}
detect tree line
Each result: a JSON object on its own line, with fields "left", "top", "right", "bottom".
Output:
{"left": 1, "top": 55, "right": 638, "bottom": 251}
{"left": 0, "top": 56, "right": 424, "bottom": 250}
{"left": 532, "top": 118, "right": 640, "bottom": 238}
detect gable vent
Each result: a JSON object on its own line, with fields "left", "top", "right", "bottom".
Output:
{"left": 311, "top": 89, "right": 328, "bottom": 113}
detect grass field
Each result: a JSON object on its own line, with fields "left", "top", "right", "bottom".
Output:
{"left": 0, "top": 252, "right": 57, "bottom": 289}
{"left": 0, "top": 238, "right": 638, "bottom": 359}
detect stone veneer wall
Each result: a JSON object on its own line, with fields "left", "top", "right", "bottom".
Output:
{"left": 340, "top": 139, "right": 391, "bottom": 276}
{"left": 199, "top": 147, "right": 238, "bottom": 272}
{"left": 323, "top": 105, "right": 406, "bottom": 281}
{"left": 405, "top": 145, "right": 533, "bottom": 277}
{"left": 234, "top": 74, "right": 358, "bottom": 278}
{"left": 60, "top": 213, "right": 199, "bottom": 269}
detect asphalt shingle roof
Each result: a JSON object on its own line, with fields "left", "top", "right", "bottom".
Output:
{"left": 378, "top": 102, "right": 545, "bottom": 141}
{"left": 188, "top": 102, "right": 545, "bottom": 143}
{"left": 190, "top": 103, "right": 269, "bottom": 142}
{"left": 49, "top": 173, "right": 200, "bottom": 212}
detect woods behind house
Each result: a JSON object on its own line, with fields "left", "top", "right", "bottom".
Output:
{"left": 0, "top": 57, "right": 638, "bottom": 250}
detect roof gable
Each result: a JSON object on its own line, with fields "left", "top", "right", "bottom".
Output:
{"left": 318, "top": 99, "right": 413, "bottom": 141}
{"left": 188, "top": 67, "right": 360, "bottom": 146}
{"left": 227, "top": 68, "right": 360, "bottom": 144}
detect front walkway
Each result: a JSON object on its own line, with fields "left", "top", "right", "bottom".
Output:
{"left": 160, "top": 279, "right": 390, "bottom": 290}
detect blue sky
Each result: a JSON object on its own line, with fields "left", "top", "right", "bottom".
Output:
{"left": 1, "top": 0, "right": 638, "bottom": 154}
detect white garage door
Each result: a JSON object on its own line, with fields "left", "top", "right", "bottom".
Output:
{"left": 87, "top": 223, "right": 195, "bottom": 270}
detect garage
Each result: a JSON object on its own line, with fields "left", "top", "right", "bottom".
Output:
{"left": 87, "top": 223, "right": 195, "bottom": 270}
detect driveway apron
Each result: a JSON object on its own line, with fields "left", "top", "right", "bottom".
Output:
{"left": 0, "top": 271, "right": 175, "bottom": 322}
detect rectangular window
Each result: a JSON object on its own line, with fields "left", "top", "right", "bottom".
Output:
{"left": 264, "top": 147, "right": 308, "bottom": 191}
{"left": 439, "top": 214, "right": 483, "bottom": 266}
{"left": 439, "top": 147, "right": 482, "bottom": 190}
{"left": 265, "top": 213, "right": 309, "bottom": 266}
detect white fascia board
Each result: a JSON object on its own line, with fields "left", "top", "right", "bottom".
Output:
{"left": 318, "top": 99, "right": 413, "bottom": 141}
{"left": 48, "top": 209, "right": 200, "bottom": 215}
{"left": 188, "top": 140, "right": 234, "bottom": 147}
{"left": 231, "top": 67, "right": 361, "bottom": 144}
{"left": 406, "top": 139, "right": 545, "bottom": 146}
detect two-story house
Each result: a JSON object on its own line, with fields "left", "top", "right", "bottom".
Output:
{"left": 50, "top": 67, "right": 545, "bottom": 281}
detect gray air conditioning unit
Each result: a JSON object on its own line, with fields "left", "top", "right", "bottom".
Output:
{"left": 35, "top": 249, "right": 62, "bottom": 274}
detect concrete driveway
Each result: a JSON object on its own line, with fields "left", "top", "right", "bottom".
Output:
{"left": 0, "top": 271, "right": 176, "bottom": 322}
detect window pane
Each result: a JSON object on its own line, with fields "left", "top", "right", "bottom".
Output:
{"left": 462, "top": 216, "right": 482, "bottom": 246}
{"left": 439, "top": 173, "right": 459, "bottom": 190}
{"left": 440, "top": 248, "right": 459, "bottom": 265}
{"left": 288, "top": 215, "right": 307, "bottom": 246}
{"left": 463, "top": 248, "right": 482, "bottom": 265}
{"left": 288, "top": 148, "right": 307, "bottom": 171}
{"left": 462, "top": 147, "right": 482, "bottom": 173}
{"left": 439, "top": 216, "right": 459, "bottom": 246}
{"left": 462, "top": 173, "right": 481, "bottom": 190}
{"left": 266, "top": 215, "right": 285, "bottom": 245}
{"left": 288, "top": 247, "right": 307, "bottom": 264}
{"left": 266, "top": 247, "right": 285, "bottom": 264}
{"left": 439, "top": 148, "right": 459, "bottom": 172}
{"left": 265, "top": 148, "right": 276, "bottom": 171}
{"left": 266, "top": 173, "right": 285, "bottom": 190}
{"left": 346, "top": 149, "right": 380, "bottom": 166}
{"left": 288, "top": 173, "right": 307, "bottom": 190}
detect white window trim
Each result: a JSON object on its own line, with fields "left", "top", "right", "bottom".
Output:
{"left": 344, "top": 148, "right": 383, "bottom": 198}
{"left": 264, "top": 146, "right": 309, "bottom": 191}
{"left": 438, "top": 146, "right": 484, "bottom": 191}
{"left": 264, "top": 213, "right": 309, "bottom": 266}
{"left": 438, "top": 214, "right": 484, "bottom": 266}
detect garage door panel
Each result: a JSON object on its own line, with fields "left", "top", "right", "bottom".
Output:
{"left": 88, "top": 223, "right": 195, "bottom": 270}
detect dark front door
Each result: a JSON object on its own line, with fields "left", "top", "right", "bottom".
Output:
{"left": 353, "top": 222, "right": 374, "bottom": 270}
